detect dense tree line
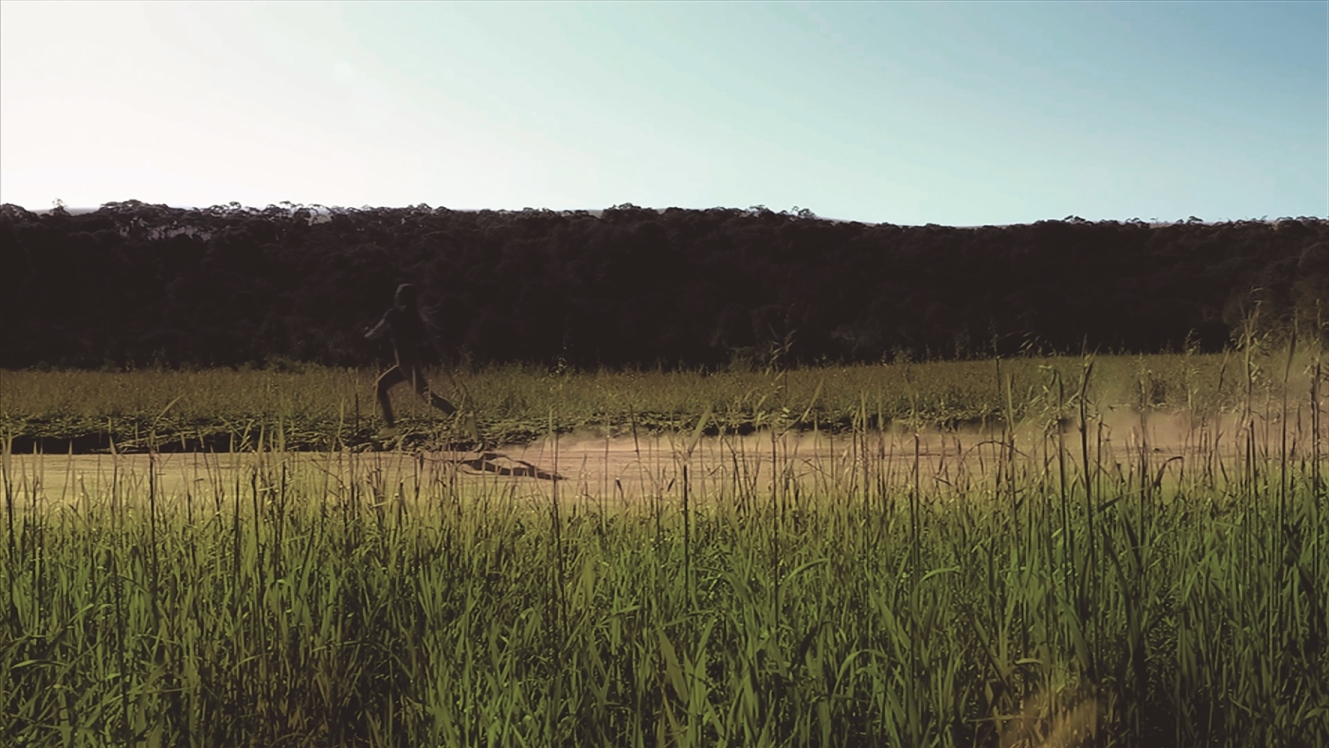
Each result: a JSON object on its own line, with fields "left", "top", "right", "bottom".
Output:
{"left": 2, "top": 201, "right": 1325, "bottom": 370}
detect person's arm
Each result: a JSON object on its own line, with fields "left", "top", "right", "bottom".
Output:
{"left": 365, "top": 313, "right": 390, "bottom": 340}
{"left": 419, "top": 311, "right": 446, "bottom": 362}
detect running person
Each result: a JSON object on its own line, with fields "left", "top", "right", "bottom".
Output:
{"left": 365, "top": 283, "right": 457, "bottom": 427}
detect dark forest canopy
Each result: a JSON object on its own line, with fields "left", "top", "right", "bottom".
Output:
{"left": 2, "top": 200, "right": 1325, "bottom": 371}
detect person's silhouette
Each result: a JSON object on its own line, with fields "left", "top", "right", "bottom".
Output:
{"left": 365, "top": 283, "right": 457, "bottom": 427}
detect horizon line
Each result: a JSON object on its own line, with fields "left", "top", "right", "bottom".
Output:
{"left": 3, "top": 201, "right": 1322, "bottom": 229}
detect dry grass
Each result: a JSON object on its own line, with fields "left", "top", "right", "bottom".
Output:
{"left": 0, "top": 351, "right": 1283, "bottom": 452}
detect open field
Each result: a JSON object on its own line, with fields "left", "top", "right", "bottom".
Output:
{"left": 3, "top": 350, "right": 1327, "bottom": 746}
{"left": 0, "top": 350, "right": 1314, "bottom": 453}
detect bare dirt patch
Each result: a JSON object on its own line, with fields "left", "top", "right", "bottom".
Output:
{"left": 5, "top": 408, "right": 1316, "bottom": 509}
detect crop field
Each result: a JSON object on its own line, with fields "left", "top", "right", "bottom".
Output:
{"left": 3, "top": 349, "right": 1327, "bottom": 747}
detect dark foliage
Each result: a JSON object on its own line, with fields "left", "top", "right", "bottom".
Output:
{"left": 2, "top": 200, "right": 1325, "bottom": 370}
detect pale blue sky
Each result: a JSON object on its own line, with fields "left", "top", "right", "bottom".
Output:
{"left": 1, "top": 1, "right": 1325, "bottom": 225}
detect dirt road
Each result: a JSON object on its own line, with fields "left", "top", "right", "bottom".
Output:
{"left": 7, "top": 409, "right": 1314, "bottom": 509}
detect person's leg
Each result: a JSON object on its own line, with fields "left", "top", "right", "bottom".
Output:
{"left": 375, "top": 365, "right": 407, "bottom": 426}
{"left": 407, "top": 364, "right": 457, "bottom": 415}
{"left": 429, "top": 390, "right": 458, "bottom": 415}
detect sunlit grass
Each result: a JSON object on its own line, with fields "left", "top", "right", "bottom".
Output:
{"left": 0, "top": 351, "right": 1289, "bottom": 453}
{"left": 4, "top": 344, "right": 1327, "bottom": 746}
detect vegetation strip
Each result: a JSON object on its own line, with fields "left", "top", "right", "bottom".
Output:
{"left": 0, "top": 352, "right": 1294, "bottom": 453}
{"left": 3, "top": 347, "right": 1326, "bottom": 746}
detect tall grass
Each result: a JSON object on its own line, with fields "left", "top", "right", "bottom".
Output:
{"left": 2, "top": 353, "right": 1326, "bottom": 746}
{"left": 0, "top": 352, "right": 1278, "bottom": 452}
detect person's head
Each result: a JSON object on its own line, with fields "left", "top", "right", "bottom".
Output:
{"left": 395, "top": 283, "right": 418, "bottom": 309}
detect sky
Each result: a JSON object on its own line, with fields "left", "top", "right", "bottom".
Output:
{"left": 1, "top": 1, "right": 1325, "bottom": 226}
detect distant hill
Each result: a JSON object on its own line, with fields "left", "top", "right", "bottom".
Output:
{"left": 2, "top": 201, "right": 1324, "bottom": 369}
